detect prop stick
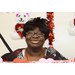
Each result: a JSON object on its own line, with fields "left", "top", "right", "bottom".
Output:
{"left": 0, "top": 33, "right": 13, "bottom": 53}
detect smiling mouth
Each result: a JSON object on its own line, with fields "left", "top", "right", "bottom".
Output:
{"left": 31, "top": 40, "right": 39, "bottom": 44}
{"left": 19, "top": 20, "right": 24, "bottom": 22}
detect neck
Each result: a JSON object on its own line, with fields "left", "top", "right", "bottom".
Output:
{"left": 26, "top": 47, "right": 43, "bottom": 56}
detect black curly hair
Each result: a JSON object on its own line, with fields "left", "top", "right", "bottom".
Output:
{"left": 22, "top": 17, "right": 50, "bottom": 40}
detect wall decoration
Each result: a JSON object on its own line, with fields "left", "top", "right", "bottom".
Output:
{"left": 68, "top": 12, "right": 75, "bottom": 36}
{"left": 47, "top": 12, "right": 55, "bottom": 48}
{"left": 10, "top": 12, "right": 30, "bottom": 40}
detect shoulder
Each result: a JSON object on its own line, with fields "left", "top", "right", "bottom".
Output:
{"left": 6, "top": 48, "right": 25, "bottom": 61}
{"left": 45, "top": 47, "right": 56, "bottom": 53}
{"left": 14, "top": 48, "right": 25, "bottom": 55}
{"left": 45, "top": 47, "right": 68, "bottom": 60}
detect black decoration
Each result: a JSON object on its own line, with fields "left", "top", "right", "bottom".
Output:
{"left": 0, "top": 33, "right": 13, "bottom": 53}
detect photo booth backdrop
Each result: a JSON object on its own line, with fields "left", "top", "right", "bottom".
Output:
{"left": 0, "top": 12, "right": 75, "bottom": 60}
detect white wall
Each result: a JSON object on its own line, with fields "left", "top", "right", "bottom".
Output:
{"left": 54, "top": 12, "right": 75, "bottom": 59}
{"left": 0, "top": 12, "right": 75, "bottom": 60}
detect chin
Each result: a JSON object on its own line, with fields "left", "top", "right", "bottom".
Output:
{"left": 31, "top": 45, "right": 39, "bottom": 48}
{"left": 31, "top": 44, "right": 43, "bottom": 48}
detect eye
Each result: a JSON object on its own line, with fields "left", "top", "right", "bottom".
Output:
{"left": 24, "top": 15, "right": 26, "bottom": 17}
{"left": 26, "top": 32, "right": 34, "bottom": 35}
{"left": 28, "top": 32, "right": 34, "bottom": 34}
{"left": 18, "top": 15, "right": 20, "bottom": 17}
{"left": 37, "top": 32, "right": 42, "bottom": 35}
{"left": 37, "top": 32, "right": 45, "bottom": 36}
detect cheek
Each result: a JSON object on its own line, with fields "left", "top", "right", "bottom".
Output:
{"left": 40, "top": 37, "right": 45, "bottom": 43}
{"left": 25, "top": 36, "right": 30, "bottom": 43}
{"left": 25, "top": 36, "right": 28, "bottom": 40}
{"left": 41, "top": 38, "right": 45, "bottom": 41}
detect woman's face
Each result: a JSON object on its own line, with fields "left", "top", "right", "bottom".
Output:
{"left": 25, "top": 27, "right": 45, "bottom": 48}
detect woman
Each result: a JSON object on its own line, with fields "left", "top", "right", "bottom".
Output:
{"left": 7, "top": 17, "right": 68, "bottom": 61}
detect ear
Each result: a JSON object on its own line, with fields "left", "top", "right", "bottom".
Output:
{"left": 16, "top": 13, "right": 19, "bottom": 17}
{"left": 26, "top": 13, "right": 29, "bottom": 17}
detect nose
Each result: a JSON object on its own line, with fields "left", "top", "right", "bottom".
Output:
{"left": 32, "top": 33, "right": 39, "bottom": 38}
{"left": 20, "top": 18, "right": 22, "bottom": 21}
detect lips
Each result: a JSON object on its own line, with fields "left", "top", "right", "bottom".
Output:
{"left": 31, "top": 40, "right": 39, "bottom": 44}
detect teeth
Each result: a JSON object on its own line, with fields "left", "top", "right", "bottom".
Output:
{"left": 31, "top": 40, "right": 39, "bottom": 43}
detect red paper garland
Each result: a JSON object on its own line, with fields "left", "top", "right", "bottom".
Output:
{"left": 47, "top": 12, "right": 55, "bottom": 48}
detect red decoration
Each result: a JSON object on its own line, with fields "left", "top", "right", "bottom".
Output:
{"left": 15, "top": 23, "right": 24, "bottom": 39}
{"left": 47, "top": 12, "right": 55, "bottom": 48}
{"left": 74, "top": 19, "right": 75, "bottom": 26}
{"left": 13, "top": 58, "right": 28, "bottom": 63}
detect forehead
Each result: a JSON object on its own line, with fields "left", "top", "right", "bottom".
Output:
{"left": 33, "top": 27, "right": 40, "bottom": 30}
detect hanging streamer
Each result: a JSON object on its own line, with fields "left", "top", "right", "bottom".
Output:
{"left": 47, "top": 12, "right": 55, "bottom": 48}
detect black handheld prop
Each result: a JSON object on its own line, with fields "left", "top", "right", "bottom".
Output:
{"left": 0, "top": 33, "right": 13, "bottom": 53}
